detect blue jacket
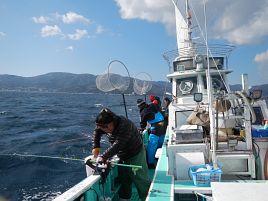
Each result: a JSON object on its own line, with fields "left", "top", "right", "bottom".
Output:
{"left": 139, "top": 103, "right": 165, "bottom": 135}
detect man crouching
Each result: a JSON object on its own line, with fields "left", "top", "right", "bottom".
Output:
{"left": 92, "top": 108, "right": 151, "bottom": 201}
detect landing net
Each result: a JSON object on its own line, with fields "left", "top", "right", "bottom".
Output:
{"left": 95, "top": 60, "right": 131, "bottom": 118}
{"left": 133, "top": 72, "right": 152, "bottom": 95}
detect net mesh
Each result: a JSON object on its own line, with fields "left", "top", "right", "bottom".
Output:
{"left": 96, "top": 70, "right": 114, "bottom": 92}
{"left": 108, "top": 60, "right": 130, "bottom": 92}
{"left": 96, "top": 60, "right": 130, "bottom": 93}
{"left": 133, "top": 72, "right": 152, "bottom": 95}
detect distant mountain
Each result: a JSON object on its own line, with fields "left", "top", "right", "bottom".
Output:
{"left": 229, "top": 84, "right": 268, "bottom": 97}
{"left": 0, "top": 72, "right": 267, "bottom": 97}
{"left": 229, "top": 84, "right": 242, "bottom": 91}
{"left": 0, "top": 73, "right": 98, "bottom": 93}
{"left": 0, "top": 72, "right": 171, "bottom": 96}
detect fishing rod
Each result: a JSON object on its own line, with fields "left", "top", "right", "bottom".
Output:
{"left": 0, "top": 153, "right": 142, "bottom": 169}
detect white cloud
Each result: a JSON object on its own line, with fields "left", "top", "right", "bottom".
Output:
{"left": 211, "top": 0, "right": 268, "bottom": 45}
{"left": 115, "top": 0, "right": 174, "bottom": 33}
{"left": 96, "top": 25, "right": 104, "bottom": 34}
{"left": 115, "top": 0, "right": 268, "bottom": 45}
{"left": 68, "top": 29, "right": 88, "bottom": 40}
{"left": 32, "top": 16, "right": 50, "bottom": 24}
{"left": 41, "top": 25, "right": 62, "bottom": 37}
{"left": 0, "top": 32, "right": 6, "bottom": 37}
{"left": 254, "top": 50, "right": 268, "bottom": 81}
{"left": 255, "top": 50, "right": 268, "bottom": 63}
{"left": 66, "top": 46, "right": 74, "bottom": 51}
{"left": 62, "top": 12, "right": 91, "bottom": 24}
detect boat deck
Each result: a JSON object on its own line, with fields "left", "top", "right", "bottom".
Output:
{"left": 147, "top": 137, "right": 173, "bottom": 201}
{"left": 146, "top": 138, "right": 209, "bottom": 201}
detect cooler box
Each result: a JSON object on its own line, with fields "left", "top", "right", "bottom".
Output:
{"left": 251, "top": 129, "right": 268, "bottom": 138}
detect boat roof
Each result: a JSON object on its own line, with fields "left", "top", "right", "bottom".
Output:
{"left": 163, "top": 43, "right": 235, "bottom": 66}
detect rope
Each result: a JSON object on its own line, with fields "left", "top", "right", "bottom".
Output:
{"left": 192, "top": 0, "right": 231, "bottom": 92}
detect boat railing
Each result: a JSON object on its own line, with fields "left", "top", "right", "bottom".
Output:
{"left": 53, "top": 175, "right": 101, "bottom": 201}
{"left": 163, "top": 43, "right": 235, "bottom": 73}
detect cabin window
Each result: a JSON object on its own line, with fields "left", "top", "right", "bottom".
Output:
{"left": 233, "top": 106, "right": 264, "bottom": 125}
{"left": 202, "top": 75, "right": 227, "bottom": 92}
{"left": 175, "top": 110, "right": 193, "bottom": 128}
{"left": 252, "top": 106, "right": 264, "bottom": 125}
{"left": 173, "top": 59, "right": 194, "bottom": 72}
{"left": 176, "top": 77, "right": 197, "bottom": 96}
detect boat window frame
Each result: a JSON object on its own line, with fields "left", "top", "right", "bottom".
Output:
{"left": 175, "top": 110, "right": 194, "bottom": 128}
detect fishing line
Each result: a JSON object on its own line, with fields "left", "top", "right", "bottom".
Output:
{"left": 0, "top": 153, "right": 142, "bottom": 169}
{"left": 0, "top": 153, "right": 84, "bottom": 162}
{"left": 49, "top": 136, "right": 89, "bottom": 145}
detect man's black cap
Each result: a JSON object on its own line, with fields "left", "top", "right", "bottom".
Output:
{"left": 95, "top": 108, "right": 116, "bottom": 126}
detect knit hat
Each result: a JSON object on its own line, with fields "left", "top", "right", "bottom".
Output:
{"left": 149, "top": 95, "right": 155, "bottom": 102}
{"left": 95, "top": 108, "right": 116, "bottom": 126}
{"left": 152, "top": 100, "right": 158, "bottom": 104}
{"left": 164, "top": 97, "right": 171, "bottom": 103}
{"left": 137, "top": 99, "right": 146, "bottom": 107}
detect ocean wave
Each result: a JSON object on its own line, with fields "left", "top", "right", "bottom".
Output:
{"left": 0, "top": 91, "right": 142, "bottom": 200}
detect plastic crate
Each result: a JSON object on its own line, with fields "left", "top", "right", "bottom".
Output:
{"left": 189, "top": 164, "right": 222, "bottom": 187}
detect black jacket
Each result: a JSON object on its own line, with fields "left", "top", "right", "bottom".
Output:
{"left": 92, "top": 116, "right": 143, "bottom": 161}
{"left": 139, "top": 103, "right": 158, "bottom": 129}
{"left": 139, "top": 103, "right": 165, "bottom": 135}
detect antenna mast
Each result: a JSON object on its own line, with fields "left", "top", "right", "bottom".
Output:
{"left": 186, "top": 0, "right": 192, "bottom": 46}
{"left": 203, "top": 0, "right": 217, "bottom": 168}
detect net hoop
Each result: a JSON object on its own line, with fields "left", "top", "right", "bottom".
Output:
{"left": 133, "top": 72, "right": 152, "bottom": 95}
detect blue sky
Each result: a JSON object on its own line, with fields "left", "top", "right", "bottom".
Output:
{"left": 0, "top": 0, "right": 268, "bottom": 86}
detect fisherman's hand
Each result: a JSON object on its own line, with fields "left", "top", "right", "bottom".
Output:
{"left": 138, "top": 128, "right": 144, "bottom": 132}
{"left": 92, "top": 148, "right": 100, "bottom": 158}
{"left": 96, "top": 156, "right": 104, "bottom": 164}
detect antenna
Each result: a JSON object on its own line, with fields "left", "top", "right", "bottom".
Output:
{"left": 186, "top": 0, "right": 192, "bottom": 45}
{"left": 203, "top": 0, "right": 217, "bottom": 168}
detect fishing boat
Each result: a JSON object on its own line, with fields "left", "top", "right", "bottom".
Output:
{"left": 53, "top": 0, "right": 268, "bottom": 200}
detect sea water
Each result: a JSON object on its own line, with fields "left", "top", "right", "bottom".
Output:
{"left": 0, "top": 91, "right": 142, "bottom": 201}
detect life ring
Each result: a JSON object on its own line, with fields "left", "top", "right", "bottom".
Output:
{"left": 264, "top": 149, "right": 268, "bottom": 180}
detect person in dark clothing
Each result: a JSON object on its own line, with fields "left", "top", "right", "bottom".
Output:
{"left": 137, "top": 99, "right": 165, "bottom": 169}
{"left": 92, "top": 108, "right": 150, "bottom": 201}
{"left": 137, "top": 99, "right": 154, "bottom": 129}
{"left": 163, "top": 97, "right": 171, "bottom": 131}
